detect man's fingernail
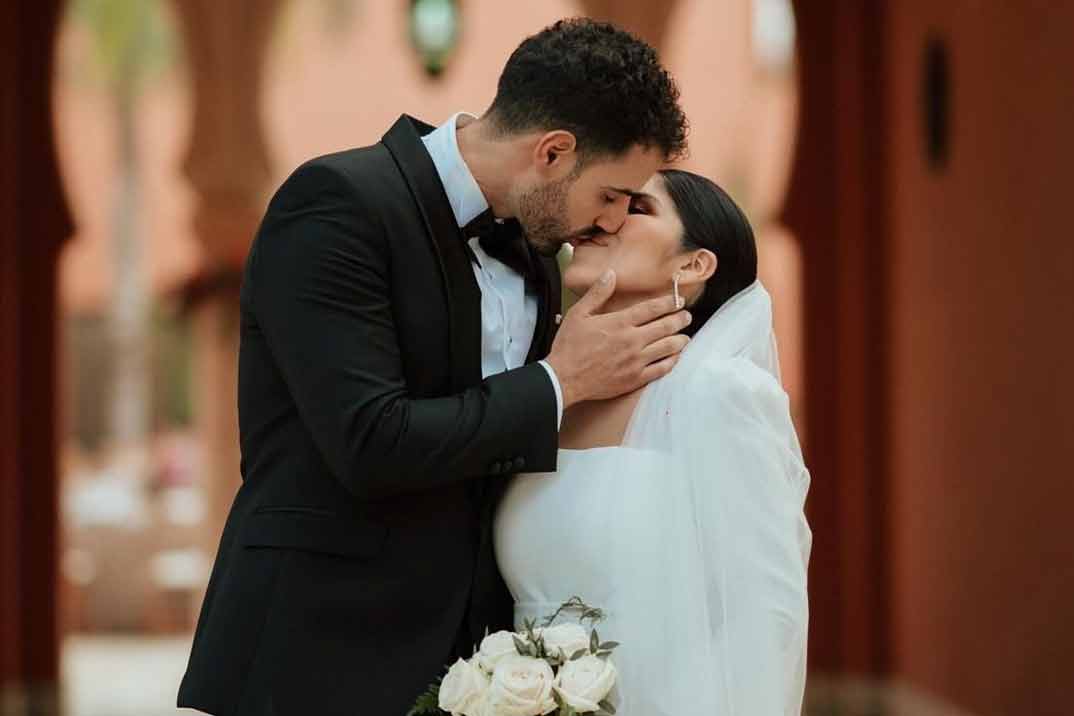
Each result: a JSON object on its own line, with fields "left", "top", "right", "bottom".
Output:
{"left": 683, "top": 311, "right": 692, "bottom": 323}
{"left": 600, "top": 269, "right": 614, "bottom": 285}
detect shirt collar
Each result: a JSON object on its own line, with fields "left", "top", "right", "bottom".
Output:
{"left": 420, "top": 112, "right": 490, "bottom": 229}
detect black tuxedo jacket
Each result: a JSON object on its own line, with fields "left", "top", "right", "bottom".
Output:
{"left": 178, "top": 116, "right": 562, "bottom": 716}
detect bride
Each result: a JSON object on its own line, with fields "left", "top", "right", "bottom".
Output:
{"left": 494, "top": 169, "right": 812, "bottom": 715}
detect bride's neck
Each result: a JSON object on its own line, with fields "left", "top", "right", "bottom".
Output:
{"left": 594, "top": 289, "right": 669, "bottom": 317}
{"left": 559, "top": 287, "right": 682, "bottom": 448}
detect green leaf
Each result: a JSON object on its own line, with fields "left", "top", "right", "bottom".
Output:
{"left": 539, "top": 596, "right": 605, "bottom": 629}
{"left": 570, "top": 648, "right": 588, "bottom": 661}
{"left": 406, "top": 676, "right": 447, "bottom": 716}
{"left": 598, "top": 641, "right": 620, "bottom": 651}
{"left": 599, "top": 700, "right": 618, "bottom": 715}
{"left": 589, "top": 629, "right": 600, "bottom": 654}
{"left": 513, "top": 634, "right": 530, "bottom": 655}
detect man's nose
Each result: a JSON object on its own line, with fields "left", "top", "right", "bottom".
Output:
{"left": 595, "top": 205, "right": 628, "bottom": 235}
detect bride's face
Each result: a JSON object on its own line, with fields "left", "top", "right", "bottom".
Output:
{"left": 563, "top": 174, "right": 690, "bottom": 301}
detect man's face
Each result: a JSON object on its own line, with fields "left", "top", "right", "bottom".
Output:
{"left": 516, "top": 144, "right": 664, "bottom": 256}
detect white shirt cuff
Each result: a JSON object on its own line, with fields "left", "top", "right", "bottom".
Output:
{"left": 537, "top": 360, "right": 564, "bottom": 430}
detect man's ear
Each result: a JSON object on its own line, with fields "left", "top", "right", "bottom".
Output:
{"left": 532, "top": 130, "right": 578, "bottom": 171}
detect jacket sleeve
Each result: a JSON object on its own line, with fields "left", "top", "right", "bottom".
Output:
{"left": 246, "top": 160, "right": 558, "bottom": 500}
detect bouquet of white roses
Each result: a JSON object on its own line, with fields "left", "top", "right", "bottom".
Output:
{"left": 408, "top": 597, "right": 619, "bottom": 716}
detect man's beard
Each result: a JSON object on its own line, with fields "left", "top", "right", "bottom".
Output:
{"left": 517, "top": 173, "right": 595, "bottom": 257}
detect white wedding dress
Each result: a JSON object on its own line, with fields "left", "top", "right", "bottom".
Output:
{"left": 494, "top": 282, "right": 812, "bottom": 715}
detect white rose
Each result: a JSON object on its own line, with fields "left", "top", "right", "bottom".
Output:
{"left": 488, "top": 654, "right": 557, "bottom": 716}
{"left": 553, "top": 655, "right": 617, "bottom": 713}
{"left": 462, "top": 692, "right": 493, "bottom": 716}
{"left": 478, "top": 630, "right": 525, "bottom": 672}
{"left": 536, "top": 623, "right": 590, "bottom": 661}
{"left": 439, "top": 657, "right": 490, "bottom": 716}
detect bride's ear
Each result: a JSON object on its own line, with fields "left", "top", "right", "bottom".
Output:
{"left": 678, "top": 249, "right": 718, "bottom": 285}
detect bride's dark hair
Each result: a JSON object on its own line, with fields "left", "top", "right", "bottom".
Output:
{"left": 659, "top": 169, "right": 758, "bottom": 337}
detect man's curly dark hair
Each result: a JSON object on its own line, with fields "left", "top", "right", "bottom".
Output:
{"left": 487, "top": 18, "right": 688, "bottom": 163}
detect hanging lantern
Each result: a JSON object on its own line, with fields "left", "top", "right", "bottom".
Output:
{"left": 409, "top": 0, "right": 460, "bottom": 78}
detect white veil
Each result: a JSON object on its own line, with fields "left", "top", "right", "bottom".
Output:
{"left": 609, "top": 281, "right": 811, "bottom": 715}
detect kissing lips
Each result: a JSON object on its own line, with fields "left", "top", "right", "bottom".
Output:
{"left": 570, "top": 234, "right": 612, "bottom": 249}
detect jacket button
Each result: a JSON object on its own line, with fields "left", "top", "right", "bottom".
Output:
{"left": 490, "top": 462, "right": 502, "bottom": 474}
{"left": 513, "top": 457, "right": 526, "bottom": 471}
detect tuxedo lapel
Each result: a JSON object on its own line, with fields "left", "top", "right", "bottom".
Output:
{"left": 382, "top": 115, "right": 482, "bottom": 391}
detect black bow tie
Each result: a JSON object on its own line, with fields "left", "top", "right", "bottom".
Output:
{"left": 461, "top": 209, "right": 535, "bottom": 281}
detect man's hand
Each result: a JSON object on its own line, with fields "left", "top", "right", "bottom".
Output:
{"left": 545, "top": 270, "right": 692, "bottom": 408}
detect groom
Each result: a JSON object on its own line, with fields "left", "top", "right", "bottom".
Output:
{"left": 178, "top": 18, "right": 689, "bottom": 716}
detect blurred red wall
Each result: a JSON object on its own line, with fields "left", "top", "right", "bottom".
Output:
{"left": 888, "top": 3, "right": 1074, "bottom": 714}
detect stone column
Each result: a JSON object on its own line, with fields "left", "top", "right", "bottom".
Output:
{"left": 746, "top": 0, "right": 805, "bottom": 433}
{"left": 784, "top": 0, "right": 892, "bottom": 676}
{"left": 169, "top": 0, "right": 283, "bottom": 590}
{"left": 1, "top": 2, "right": 73, "bottom": 714}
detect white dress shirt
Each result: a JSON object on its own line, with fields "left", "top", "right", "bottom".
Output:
{"left": 421, "top": 113, "right": 563, "bottom": 427}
